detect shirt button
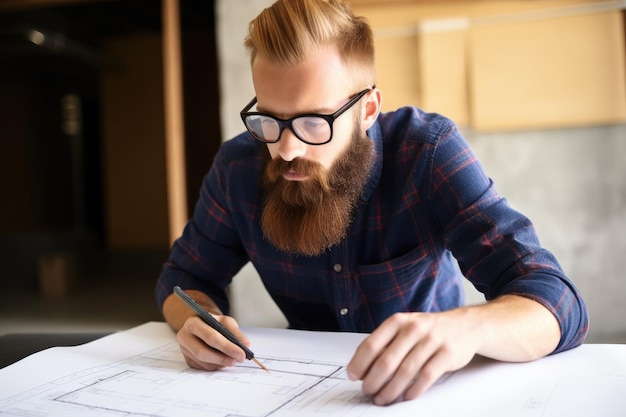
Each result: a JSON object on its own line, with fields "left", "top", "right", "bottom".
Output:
{"left": 333, "top": 264, "right": 342, "bottom": 272}
{"left": 339, "top": 308, "right": 349, "bottom": 316}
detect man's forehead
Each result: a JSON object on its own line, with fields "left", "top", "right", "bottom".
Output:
{"left": 250, "top": 45, "right": 355, "bottom": 117}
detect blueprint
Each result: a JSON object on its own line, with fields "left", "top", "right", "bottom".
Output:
{"left": 1, "top": 322, "right": 625, "bottom": 417}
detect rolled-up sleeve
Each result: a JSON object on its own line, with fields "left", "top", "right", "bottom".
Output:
{"left": 428, "top": 126, "right": 589, "bottom": 352}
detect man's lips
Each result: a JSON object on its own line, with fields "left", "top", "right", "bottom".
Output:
{"left": 283, "top": 168, "right": 309, "bottom": 181}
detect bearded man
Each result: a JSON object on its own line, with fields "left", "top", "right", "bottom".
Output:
{"left": 156, "top": 0, "right": 588, "bottom": 406}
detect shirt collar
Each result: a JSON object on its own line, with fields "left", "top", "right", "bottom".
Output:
{"left": 361, "top": 119, "right": 383, "bottom": 202}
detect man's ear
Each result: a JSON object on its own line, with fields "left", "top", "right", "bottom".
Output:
{"left": 361, "top": 88, "right": 382, "bottom": 131}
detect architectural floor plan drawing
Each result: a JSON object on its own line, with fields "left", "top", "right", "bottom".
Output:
{"left": 0, "top": 341, "right": 373, "bottom": 417}
{"left": 0, "top": 324, "right": 388, "bottom": 417}
{"left": 1, "top": 322, "right": 625, "bottom": 417}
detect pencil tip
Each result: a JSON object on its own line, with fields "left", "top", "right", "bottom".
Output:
{"left": 252, "top": 357, "right": 270, "bottom": 373}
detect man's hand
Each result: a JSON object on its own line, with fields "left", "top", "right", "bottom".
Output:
{"left": 177, "top": 314, "right": 251, "bottom": 371}
{"left": 346, "top": 295, "right": 560, "bottom": 406}
{"left": 346, "top": 309, "right": 479, "bottom": 405}
{"left": 162, "top": 290, "right": 251, "bottom": 371}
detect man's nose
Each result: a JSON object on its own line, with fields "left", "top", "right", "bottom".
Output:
{"left": 277, "top": 127, "right": 307, "bottom": 161}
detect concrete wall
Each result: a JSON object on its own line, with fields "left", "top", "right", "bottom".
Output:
{"left": 216, "top": 0, "right": 626, "bottom": 343}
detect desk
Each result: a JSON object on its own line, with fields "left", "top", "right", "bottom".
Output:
{"left": 0, "top": 322, "right": 624, "bottom": 416}
{"left": 0, "top": 333, "right": 109, "bottom": 369}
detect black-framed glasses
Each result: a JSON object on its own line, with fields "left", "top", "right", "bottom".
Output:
{"left": 240, "top": 87, "right": 373, "bottom": 145}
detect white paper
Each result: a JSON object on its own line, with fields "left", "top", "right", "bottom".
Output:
{"left": 0, "top": 322, "right": 624, "bottom": 416}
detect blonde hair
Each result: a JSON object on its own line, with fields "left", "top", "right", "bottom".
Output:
{"left": 244, "top": 0, "right": 376, "bottom": 88}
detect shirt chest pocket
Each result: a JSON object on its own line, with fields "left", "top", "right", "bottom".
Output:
{"left": 354, "top": 245, "right": 432, "bottom": 314}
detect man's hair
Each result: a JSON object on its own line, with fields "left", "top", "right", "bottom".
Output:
{"left": 244, "top": 0, "right": 376, "bottom": 88}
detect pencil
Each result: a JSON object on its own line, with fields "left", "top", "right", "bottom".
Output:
{"left": 173, "top": 286, "right": 270, "bottom": 373}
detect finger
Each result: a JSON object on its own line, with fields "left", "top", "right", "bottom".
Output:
{"left": 179, "top": 336, "right": 238, "bottom": 370}
{"left": 180, "top": 316, "right": 247, "bottom": 364}
{"left": 403, "top": 348, "right": 456, "bottom": 401}
{"left": 346, "top": 314, "right": 405, "bottom": 381}
{"left": 370, "top": 336, "right": 440, "bottom": 406}
{"left": 180, "top": 346, "right": 228, "bottom": 371}
{"left": 177, "top": 326, "right": 239, "bottom": 369}
{"left": 191, "top": 315, "right": 248, "bottom": 362}
{"left": 359, "top": 326, "right": 424, "bottom": 398}
{"left": 218, "top": 315, "right": 251, "bottom": 348}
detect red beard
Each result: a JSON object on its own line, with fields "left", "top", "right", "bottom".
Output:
{"left": 261, "top": 128, "right": 373, "bottom": 256}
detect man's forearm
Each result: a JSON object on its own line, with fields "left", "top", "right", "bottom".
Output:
{"left": 162, "top": 290, "right": 224, "bottom": 331}
{"left": 471, "top": 294, "right": 561, "bottom": 362}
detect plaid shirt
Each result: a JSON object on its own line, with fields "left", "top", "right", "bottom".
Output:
{"left": 157, "top": 106, "right": 589, "bottom": 353}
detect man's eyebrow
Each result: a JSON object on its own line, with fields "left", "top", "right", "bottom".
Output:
{"left": 256, "top": 104, "right": 337, "bottom": 117}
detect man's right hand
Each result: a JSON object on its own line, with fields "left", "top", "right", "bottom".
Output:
{"left": 176, "top": 314, "right": 251, "bottom": 370}
{"left": 162, "top": 290, "right": 251, "bottom": 371}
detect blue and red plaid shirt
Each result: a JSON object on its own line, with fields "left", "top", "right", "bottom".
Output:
{"left": 156, "top": 106, "right": 589, "bottom": 353}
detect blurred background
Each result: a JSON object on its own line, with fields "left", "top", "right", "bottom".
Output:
{"left": 1, "top": 0, "right": 625, "bottom": 344}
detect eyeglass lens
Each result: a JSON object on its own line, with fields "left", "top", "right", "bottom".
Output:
{"left": 244, "top": 115, "right": 331, "bottom": 144}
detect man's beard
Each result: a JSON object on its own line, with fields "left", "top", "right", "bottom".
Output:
{"left": 261, "top": 126, "right": 373, "bottom": 256}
